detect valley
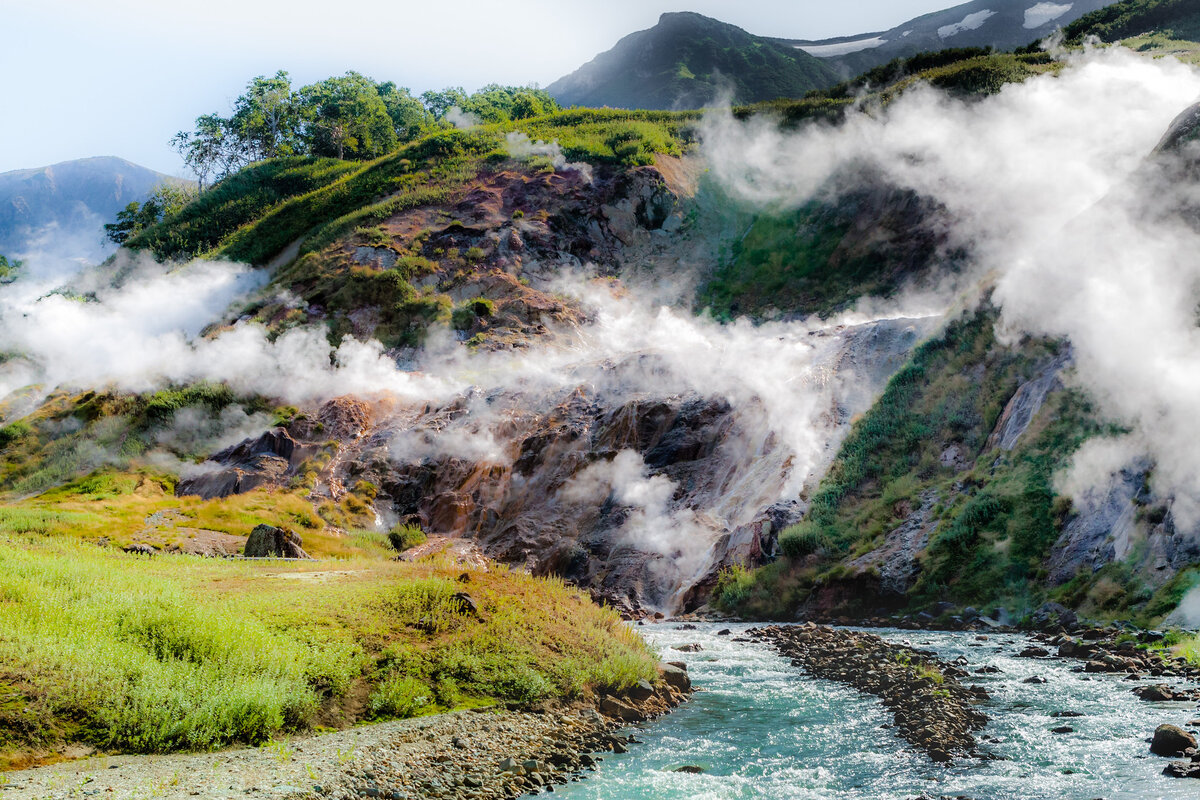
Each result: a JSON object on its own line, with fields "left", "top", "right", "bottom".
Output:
{"left": 8, "top": 0, "right": 1200, "bottom": 797}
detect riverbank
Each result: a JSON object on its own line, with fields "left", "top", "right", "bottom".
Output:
{"left": 1, "top": 666, "right": 690, "bottom": 800}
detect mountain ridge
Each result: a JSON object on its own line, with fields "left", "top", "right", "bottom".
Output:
{"left": 547, "top": 12, "right": 840, "bottom": 110}
{"left": 0, "top": 155, "right": 188, "bottom": 265}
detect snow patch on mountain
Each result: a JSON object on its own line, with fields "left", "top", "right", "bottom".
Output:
{"left": 938, "top": 10, "right": 998, "bottom": 38}
{"left": 798, "top": 37, "right": 888, "bottom": 57}
{"left": 1024, "top": 2, "right": 1073, "bottom": 29}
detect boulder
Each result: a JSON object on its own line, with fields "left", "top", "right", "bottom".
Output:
{"left": 599, "top": 695, "right": 644, "bottom": 722}
{"left": 659, "top": 663, "right": 691, "bottom": 692}
{"left": 451, "top": 592, "right": 481, "bottom": 619}
{"left": 1031, "top": 601, "right": 1077, "bottom": 629}
{"left": 1135, "top": 684, "right": 1177, "bottom": 702}
{"left": 627, "top": 679, "right": 656, "bottom": 702}
{"left": 1152, "top": 724, "right": 1197, "bottom": 757}
{"left": 1018, "top": 646, "right": 1050, "bottom": 658}
{"left": 1163, "top": 760, "right": 1200, "bottom": 778}
{"left": 243, "top": 524, "right": 310, "bottom": 559}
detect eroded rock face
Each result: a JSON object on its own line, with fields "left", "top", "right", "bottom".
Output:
{"left": 178, "top": 312, "right": 929, "bottom": 614}
{"left": 176, "top": 428, "right": 303, "bottom": 500}
{"left": 984, "top": 350, "right": 1070, "bottom": 452}
{"left": 1047, "top": 467, "right": 1145, "bottom": 586}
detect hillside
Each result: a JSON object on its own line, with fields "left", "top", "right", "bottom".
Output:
{"left": 0, "top": 156, "right": 188, "bottom": 267}
{"left": 546, "top": 12, "right": 840, "bottom": 110}
{"left": 781, "top": 0, "right": 1116, "bottom": 76}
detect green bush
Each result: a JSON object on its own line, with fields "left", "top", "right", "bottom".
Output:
{"left": 779, "top": 526, "right": 827, "bottom": 559}
{"left": 387, "top": 524, "right": 427, "bottom": 552}
{"left": 0, "top": 420, "right": 32, "bottom": 448}
{"left": 451, "top": 297, "right": 496, "bottom": 330}
{"left": 368, "top": 674, "right": 433, "bottom": 718}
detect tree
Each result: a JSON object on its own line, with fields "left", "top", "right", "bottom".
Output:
{"left": 378, "top": 81, "right": 431, "bottom": 142}
{"left": 104, "top": 183, "right": 198, "bottom": 245}
{"left": 420, "top": 87, "right": 468, "bottom": 121}
{"left": 170, "top": 113, "right": 235, "bottom": 190}
{"left": 228, "top": 71, "right": 301, "bottom": 160}
{"left": 298, "top": 72, "right": 398, "bottom": 159}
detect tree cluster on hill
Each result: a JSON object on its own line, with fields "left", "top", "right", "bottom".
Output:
{"left": 103, "top": 183, "right": 199, "bottom": 245}
{"left": 171, "top": 71, "right": 559, "bottom": 188}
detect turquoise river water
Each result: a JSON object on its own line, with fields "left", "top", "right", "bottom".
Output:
{"left": 553, "top": 623, "right": 1200, "bottom": 800}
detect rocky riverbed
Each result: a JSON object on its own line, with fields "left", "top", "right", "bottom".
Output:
{"left": 749, "top": 623, "right": 989, "bottom": 761}
{"left": 1, "top": 666, "right": 690, "bottom": 800}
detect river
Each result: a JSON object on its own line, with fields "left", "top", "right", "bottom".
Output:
{"left": 553, "top": 623, "right": 1200, "bottom": 799}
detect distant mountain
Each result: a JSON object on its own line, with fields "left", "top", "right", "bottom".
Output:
{"left": 780, "top": 0, "right": 1117, "bottom": 77}
{"left": 0, "top": 156, "right": 188, "bottom": 270}
{"left": 546, "top": 12, "right": 840, "bottom": 110}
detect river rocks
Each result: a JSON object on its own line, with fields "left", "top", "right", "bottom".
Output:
{"left": 673, "top": 643, "right": 702, "bottom": 652}
{"left": 659, "top": 662, "right": 691, "bottom": 692}
{"left": 1163, "top": 760, "right": 1200, "bottom": 778}
{"left": 1044, "top": 629, "right": 1200, "bottom": 683}
{"left": 1135, "top": 684, "right": 1179, "bottom": 702}
{"left": 627, "top": 679, "right": 656, "bottom": 702}
{"left": 1018, "top": 646, "right": 1050, "bottom": 658}
{"left": 674, "top": 765, "right": 704, "bottom": 773}
{"left": 1151, "top": 724, "right": 1197, "bottom": 757}
{"left": 750, "top": 624, "right": 988, "bottom": 762}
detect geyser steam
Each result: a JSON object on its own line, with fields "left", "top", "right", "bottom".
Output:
{"left": 702, "top": 46, "right": 1200, "bottom": 528}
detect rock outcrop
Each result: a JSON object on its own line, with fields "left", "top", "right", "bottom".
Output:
{"left": 243, "top": 524, "right": 310, "bottom": 559}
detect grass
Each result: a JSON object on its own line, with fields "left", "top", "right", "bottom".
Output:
{"left": 0, "top": 530, "right": 658, "bottom": 767}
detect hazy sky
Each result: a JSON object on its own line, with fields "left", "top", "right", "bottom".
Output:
{"left": 1, "top": 0, "right": 955, "bottom": 176}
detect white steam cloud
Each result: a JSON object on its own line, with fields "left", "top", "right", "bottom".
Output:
{"left": 0, "top": 254, "right": 458, "bottom": 404}
{"left": 703, "top": 46, "right": 1200, "bottom": 526}
{"left": 503, "top": 132, "right": 593, "bottom": 181}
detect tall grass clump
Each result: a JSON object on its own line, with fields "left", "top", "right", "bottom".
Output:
{"left": 0, "top": 539, "right": 358, "bottom": 752}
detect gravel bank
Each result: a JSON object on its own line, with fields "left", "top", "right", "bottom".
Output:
{"left": 750, "top": 623, "right": 989, "bottom": 762}
{"left": 2, "top": 668, "right": 690, "bottom": 800}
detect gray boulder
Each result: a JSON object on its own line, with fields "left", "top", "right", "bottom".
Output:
{"left": 243, "top": 524, "right": 310, "bottom": 559}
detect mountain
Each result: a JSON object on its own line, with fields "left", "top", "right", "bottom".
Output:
{"left": 546, "top": 12, "right": 840, "bottom": 110}
{"left": 0, "top": 156, "right": 187, "bottom": 267}
{"left": 779, "top": 0, "right": 1116, "bottom": 77}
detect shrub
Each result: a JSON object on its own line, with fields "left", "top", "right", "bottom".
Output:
{"left": 388, "top": 524, "right": 427, "bottom": 552}
{"left": 779, "top": 526, "right": 826, "bottom": 559}
{"left": 0, "top": 420, "right": 32, "bottom": 448}
{"left": 368, "top": 674, "right": 433, "bottom": 718}
{"left": 451, "top": 297, "right": 495, "bottom": 330}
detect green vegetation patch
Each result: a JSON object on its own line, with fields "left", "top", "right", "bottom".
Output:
{"left": 0, "top": 534, "right": 657, "bottom": 761}
{"left": 716, "top": 308, "right": 1102, "bottom": 618}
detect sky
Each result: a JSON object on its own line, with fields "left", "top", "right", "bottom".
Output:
{"left": 1, "top": 0, "right": 956, "bottom": 177}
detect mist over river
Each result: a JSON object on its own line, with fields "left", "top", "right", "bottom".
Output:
{"left": 555, "top": 623, "right": 1200, "bottom": 800}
